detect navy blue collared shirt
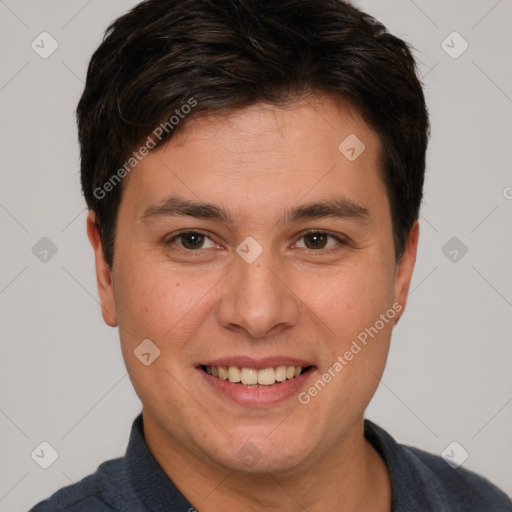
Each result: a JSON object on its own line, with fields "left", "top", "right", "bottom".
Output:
{"left": 29, "top": 413, "right": 512, "bottom": 511}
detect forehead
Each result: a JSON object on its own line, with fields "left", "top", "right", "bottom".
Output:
{"left": 120, "top": 95, "right": 387, "bottom": 222}
{"left": 169, "top": 96, "right": 378, "bottom": 158}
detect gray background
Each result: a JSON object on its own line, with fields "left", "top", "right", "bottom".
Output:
{"left": 0, "top": 0, "right": 511, "bottom": 510}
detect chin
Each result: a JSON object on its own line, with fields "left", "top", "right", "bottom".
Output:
{"left": 223, "top": 449, "right": 308, "bottom": 474}
{"left": 203, "top": 430, "right": 316, "bottom": 475}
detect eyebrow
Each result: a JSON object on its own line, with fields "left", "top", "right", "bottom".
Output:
{"left": 140, "top": 194, "right": 370, "bottom": 226}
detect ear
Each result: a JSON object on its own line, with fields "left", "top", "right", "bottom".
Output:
{"left": 86, "top": 210, "right": 118, "bottom": 327}
{"left": 393, "top": 221, "right": 419, "bottom": 324}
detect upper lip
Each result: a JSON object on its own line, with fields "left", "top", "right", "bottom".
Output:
{"left": 198, "top": 356, "right": 315, "bottom": 370}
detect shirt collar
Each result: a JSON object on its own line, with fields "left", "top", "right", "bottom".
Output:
{"left": 363, "top": 419, "right": 443, "bottom": 510}
{"left": 126, "top": 413, "right": 194, "bottom": 511}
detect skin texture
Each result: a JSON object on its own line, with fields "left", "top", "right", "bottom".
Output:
{"left": 87, "top": 95, "right": 419, "bottom": 511}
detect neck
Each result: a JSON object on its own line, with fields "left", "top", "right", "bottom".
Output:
{"left": 143, "top": 413, "right": 392, "bottom": 512}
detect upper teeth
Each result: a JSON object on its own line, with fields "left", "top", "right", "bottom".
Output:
{"left": 205, "top": 365, "right": 303, "bottom": 386}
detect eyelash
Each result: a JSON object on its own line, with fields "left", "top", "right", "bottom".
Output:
{"left": 164, "top": 230, "right": 348, "bottom": 255}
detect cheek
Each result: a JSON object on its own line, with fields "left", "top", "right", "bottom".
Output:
{"left": 301, "top": 260, "right": 396, "bottom": 342}
{"left": 297, "top": 257, "right": 396, "bottom": 413}
{"left": 113, "top": 250, "right": 215, "bottom": 343}
{"left": 301, "top": 295, "right": 394, "bottom": 431}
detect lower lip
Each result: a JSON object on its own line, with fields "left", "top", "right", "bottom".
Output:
{"left": 197, "top": 367, "right": 316, "bottom": 407}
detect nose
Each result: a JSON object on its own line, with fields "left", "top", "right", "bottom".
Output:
{"left": 217, "top": 251, "right": 302, "bottom": 339}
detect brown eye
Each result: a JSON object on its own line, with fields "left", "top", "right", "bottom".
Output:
{"left": 295, "top": 231, "right": 347, "bottom": 251}
{"left": 303, "top": 232, "right": 328, "bottom": 249}
{"left": 166, "top": 231, "right": 216, "bottom": 251}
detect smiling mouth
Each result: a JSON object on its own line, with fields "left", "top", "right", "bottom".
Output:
{"left": 201, "top": 365, "right": 315, "bottom": 387}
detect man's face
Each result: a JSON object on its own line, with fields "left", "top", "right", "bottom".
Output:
{"left": 89, "top": 95, "right": 417, "bottom": 474}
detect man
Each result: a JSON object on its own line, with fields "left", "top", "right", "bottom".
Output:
{"left": 30, "top": 0, "right": 512, "bottom": 510}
